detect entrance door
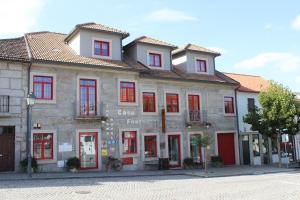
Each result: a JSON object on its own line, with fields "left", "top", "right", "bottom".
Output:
{"left": 242, "top": 135, "right": 250, "bottom": 165}
{"left": 79, "top": 132, "right": 98, "bottom": 169}
{"left": 0, "top": 126, "right": 15, "bottom": 172}
{"left": 168, "top": 135, "right": 181, "bottom": 168}
{"left": 217, "top": 133, "right": 235, "bottom": 165}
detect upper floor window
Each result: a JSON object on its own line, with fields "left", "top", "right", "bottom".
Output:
{"left": 188, "top": 94, "right": 200, "bottom": 121}
{"left": 122, "top": 131, "right": 137, "bottom": 154}
{"left": 248, "top": 98, "right": 255, "bottom": 112}
{"left": 224, "top": 96, "right": 235, "bottom": 114}
{"left": 33, "top": 76, "right": 53, "bottom": 100}
{"left": 143, "top": 92, "right": 156, "bottom": 112}
{"left": 196, "top": 59, "right": 207, "bottom": 73}
{"left": 166, "top": 93, "right": 179, "bottom": 113}
{"left": 33, "top": 133, "right": 53, "bottom": 160}
{"left": 94, "top": 40, "right": 110, "bottom": 56}
{"left": 120, "top": 81, "right": 136, "bottom": 103}
{"left": 80, "top": 79, "right": 97, "bottom": 116}
{"left": 149, "top": 53, "right": 162, "bottom": 67}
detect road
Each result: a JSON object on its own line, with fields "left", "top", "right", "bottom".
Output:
{"left": 1, "top": 172, "right": 300, "bottom": 200}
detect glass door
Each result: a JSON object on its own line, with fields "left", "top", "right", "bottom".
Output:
{"left": 79, "top": 132, "right": 98, "bottom": 169}
{"left": 190, "top": 134, "right": 202, "bottom": 163}
{"left": 168, "top": 135, "right": 181, "bottom": 167}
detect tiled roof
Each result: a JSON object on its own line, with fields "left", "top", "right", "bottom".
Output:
{"left": 172, "top": 43, "right": 221, "bottom": 56}
{"left": 64, "top": 22, "right": 129, "bottom": 42}
{"left": 25, "top": 31, "right": 145, "bottom": 71}
{"left": 224, "top": 72, "right": 269, "bottom": 93}
{"left": 125, "top": 36, "right": 177, "bottom": 49}
{"left": 0, "top": 37, "right": 29, "bottom": 62}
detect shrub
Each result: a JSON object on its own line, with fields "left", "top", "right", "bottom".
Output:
{"left": 183, "top": 158, "right": 194, "bottom": 167}
{"left": 210, "top": 156, "right": 223, "bottom": 167}
{"left": 20, "top": 157, "right": 38, "bottom": 172}
{"left": 66, "top": 157, "right": 80, "bottom": 170}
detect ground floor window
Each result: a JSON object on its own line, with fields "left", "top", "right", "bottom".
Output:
{"left": 33, "top": 133, "right": 53, "bottom": 160}
{"left": 144, "top": 135, "right": 157, "bottom": 158}
{"left": 189, "top": 134, "right": 202, "bottom": 163}
{"left": 122, "top": 131, "right": 137, "bottom": 155}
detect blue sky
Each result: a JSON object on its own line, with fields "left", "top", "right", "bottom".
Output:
{"left": 0, "top": 0, "right": 299, "bottom": 91}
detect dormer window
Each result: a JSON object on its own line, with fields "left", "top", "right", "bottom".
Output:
{"left": 149, "top": 53, "right": 162, "bottom": 68}
{"left": 94, "top": 40, "right": 110, "bottom": 56}
{"left": 196, "top": 59, "right": 207, "bottom": 73}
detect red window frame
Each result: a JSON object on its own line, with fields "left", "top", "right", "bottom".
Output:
{"left": 94, "top": 40, "right": 110, "bottom": 56}
{"left": 166, "top": 93, "right": 179, "bottom": 113}
{"left": 144, "top": 135, "right": 157, "bottom": 158}
{"left": 149, "top": 53, "right": 162, "bottom": 67}
{"left": 224, "top": 96, "right": 235, "bottom": 114}
{"left": 33, "top": 75, "right": 53, "bottom": 100}
{"left": 188, "top": 95, "right": 200, "bottom": 121}
{"left": 80, "top": 79, "right": 97, "bottom": 116}
{"left": 120, "top": 81, "right": 136, "bottom": 103}
{"left": 122, "top": 131, "right": 137, "bottom": 154}
{"left": 196, "top": 59, "right": 207, "bottom": 73}
{"left": 143, "top": 92, "right": 156, "bottom": 112}
{"left": 33, "top": 133, "right": 53, "bottom": 160}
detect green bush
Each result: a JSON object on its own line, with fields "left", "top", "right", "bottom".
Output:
{"left": 210, "top": 156, "right": 223, "bottom": 167}
{"left": 20, "top": 157, "right": 38, "bottom": 172}
{"left": 66, "top": 157, "right": 80, "bottom": 170}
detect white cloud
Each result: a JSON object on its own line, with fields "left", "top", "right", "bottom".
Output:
{"left": 145, "top": 8, "right": 197, "bottom": 22}
{"left": 291, "top": 15, "right": 300, "bottom": 30}
{"left": 264, "top": 24, "right": 273, "bottom": 30}
{"left": 207, "top": 47, "right": 227, "bottom": 54}
{"left": 233, "top": 52, "right": 300, "bottom": 72}
{"left": 0, "top": 0, "right": 44, "bottom": 37}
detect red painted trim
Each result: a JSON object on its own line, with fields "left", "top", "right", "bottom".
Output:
{"left": 33, "top": 75, "right": 53, "bottom": 100}
{"left": 32, "top": 133, "right": 53, "bottom": 160}
{"left": 144, "top": 135, "right": 157, "bottom": 158}
{"left": 166, "top": 93, "right": 179, "bottom": 112}
{"left": 217, "top": 133, "right": 235, "bottom": 165}
{"left": 94, "top": 40, "right": 110, "bottom": 57}
{"left": 196, "top": 59, "right": 207, "bottom": 73}
{"left": 79, "top": 79, "right": 97, "bottom": 116}
{"left": 142, "top": 92, "right": 156, "bottom": 112}
{"left": 149, "top": 53, "right": 162, "bottom": 67}
{"left": 168, "top": 134, "right": 181, "bottom": 168}
{"left": 79, "top": 132, "right": 98, "bottom": 170}
{"left": 120, "top": 81, "right": 136, "bottom": 103}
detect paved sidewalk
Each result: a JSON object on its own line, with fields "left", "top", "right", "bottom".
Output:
{"left": 0, "top": 165, "right": 298, "bottom": 181}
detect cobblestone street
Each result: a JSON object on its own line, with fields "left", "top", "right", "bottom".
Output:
{"left": 1, "top": 171, "right": 300, "bottom": 200}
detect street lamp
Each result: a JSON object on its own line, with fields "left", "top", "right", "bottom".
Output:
{"left": 26, "top": 92, "right": 36, "bottom": 177}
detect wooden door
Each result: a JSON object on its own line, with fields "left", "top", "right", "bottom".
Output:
{"left": 0, "top": 126, "right": 15, "bottom": 172}
{"left": 217, "top": 133, "right": 235, "bottom": 165}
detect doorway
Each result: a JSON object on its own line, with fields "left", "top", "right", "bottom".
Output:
{"left": 0, "top": 126, "right": 15, "bottom": 172}
{"left": 217, "top": 133, "right": 235, "bottom": 165}
{"left": 242, "top": 135, "right": 250, "bottom": 165}
{"left": 79, "top": 132, "right": 98, "bottom": 169}
{"left": 168, "top": 134, "right": 181, "bottom": 168}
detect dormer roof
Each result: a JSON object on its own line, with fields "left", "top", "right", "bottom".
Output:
{"left": 64, "top": 22, "right": 130, "bottom": 42}
{"left": 172, "top": 43, "right": 221, "bottom": 56}
{"left": 124, "top": 36, "right": 177, "bottom": 49}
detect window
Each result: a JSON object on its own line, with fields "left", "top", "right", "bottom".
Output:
{"left": 94, "top": 40, "right": 109, "bottom": 56}
{"left": 188, "top": 95, "right": 200, "bottom": 121}
{"left": 120, "top": 81, "right": 136, "bottom": 103}
{"left": 80, "top": 79, "right": 97, "bottom": 116}
{"left": 166, "top": 93, "right": 179, "bottom": 113}
{"left": 33, "top": 133, "right": 53, "bottom": 160}
{"left": 196, "top": 59, "right": 207, "bottom": 73}
{"left": 143, "top": 92, "right": 156, "bottom": 112}
{"left": 224, "top": 96, "right": 235, "bottom": 114}
{"left": 122, "top": 131, "right": 137, "bottom": 154}
{"left": 149, "top": 53, "right": 162, "bottom": 67}
{"left": 144, "top": 135, "right": 157, "bottom": 158}
{"left": 247, "top": 98, "right": 255, "bottom": 112}
{"left": 33, "top": 76, "right": 53, "bottom": 100}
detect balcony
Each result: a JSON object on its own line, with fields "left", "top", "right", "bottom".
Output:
{"left": 189, "top": 110, "right": 201, "bottom": 122}
{"left": 74, "top": 103, "right": 105, "bottom": 121}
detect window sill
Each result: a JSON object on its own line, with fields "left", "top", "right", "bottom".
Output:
{"left": 0, "top": 112, "right": 19, "bottom": 118}
{"left": 121, "top": 153, "right": 139, "bottom": 158}
{"left": 74, "top": 115, "right": 106, "bottom": 120}
{"left": 224, "top": 113, "right": 236, "bottom": 117}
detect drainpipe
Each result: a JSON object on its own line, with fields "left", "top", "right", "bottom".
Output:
{"left": 234, "top": 87, "right": 241, "bottom": 165}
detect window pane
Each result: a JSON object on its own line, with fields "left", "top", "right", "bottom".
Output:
{"left": 94, "top": 41, "right": 100, "bottom": 55}
{"left": 144, "top": 136, "right": 157, "bottom": 158}
{"left": 89, "top": 87, "right": 96, "bottom": 114}
{"left": 33, "top": 143, "right": 42, "bottom": 159}
{"left": 122, "top": 131, "right": 137, "bottom": 154}
{"left": 80, "top": 87, "right": 87, "bottom": 115}
{"left": 34, "top": 84, "right": 42, "bottom": 98}
{"left": 44, "top": 142, "right": 52, "bottom": 159}
{"left": 44, "top": 84, "right": 52, "bottom": 99}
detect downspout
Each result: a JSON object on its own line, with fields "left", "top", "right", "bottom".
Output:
{"left": 234, "top": 87, "right": 241, "bottom": 165}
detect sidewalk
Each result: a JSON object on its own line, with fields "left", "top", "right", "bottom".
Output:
{"left": 0, "top": 165, "right": 298, "bottom": 181}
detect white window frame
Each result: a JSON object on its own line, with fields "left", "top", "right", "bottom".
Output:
{"left": 140, "top": 88, "right": 158, "bottom": 115}
{"left": 76, "top": 76, "right": 101, "bottom": 116}
{"left": 147, "top": 50, "right": 164, "bottom": 70}
{"left": 186, "top": 92, "right": 202, "bottom": 121}
{"left": 118, "top": 79, "right": 138, "bottom": 106}
{"left": 194, "top": 57, "right": 209, "bottom": 74}
{"left": 142, "top": 133, "right": 160, "bottom": 161}
{"left": 223, "top": 95, "right": 236, "bottom": 116}
{"left": 119, "top": 128, "right": 140, "bottom": 158}
{"left": 75, "top": 129, "right": 102, "bottom": 170}
{"left": 164, "top": 90, "right": 181, "bottom": 116}
{"left": 92, "top": 37, "right": 112, "bottom": 59}
{"left": 31, "top": 129, "right": 57, "bottom": 164}
{"left": 30, "top": 72, "right": 57, "bottom": 104}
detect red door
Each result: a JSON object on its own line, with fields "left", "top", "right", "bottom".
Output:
{"left": 217, "top": 133, "right": 235, "bottom": 165}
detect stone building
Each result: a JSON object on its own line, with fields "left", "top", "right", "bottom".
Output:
{"left": 0, "top": 22, "right": 240, "bottom": 172}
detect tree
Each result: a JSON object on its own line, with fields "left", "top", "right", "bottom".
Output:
{"left": 244, "top": 81, "right": 300, "bottom": 167}
{"left": 196, "top": 134, "right": 212, "bottom": 175}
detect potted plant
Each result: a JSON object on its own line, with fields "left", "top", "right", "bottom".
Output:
{"left": 183, "top": 158, "right": 195, "bottom": 169}
{"left": 210, "top": 155, "right": 223, "bottom": 167}
{"left": 66, "top": 157, "right": 80, "bottom": 172}
{"left": 20, "top": 157, "right": 38, "bottom": 173}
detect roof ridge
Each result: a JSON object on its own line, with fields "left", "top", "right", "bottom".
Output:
{"left": 25, "top": 31, "right": 67, "bottom": 36}
{"left": 75, "top": 22, "right": 96, "bottom": 27}
{"left": 223, "top": 72, "right": 262, "bottom": 78}
{"left": 0, "top": 36, "right": 25, "bottom": 41}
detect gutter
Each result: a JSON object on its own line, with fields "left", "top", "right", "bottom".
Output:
{"left": 234, "top": 87, "right": 241, "bottom": 165}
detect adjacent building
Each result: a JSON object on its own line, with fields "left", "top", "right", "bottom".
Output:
{"left": 0, "top": 22, "right": 241, "bottom": 172}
